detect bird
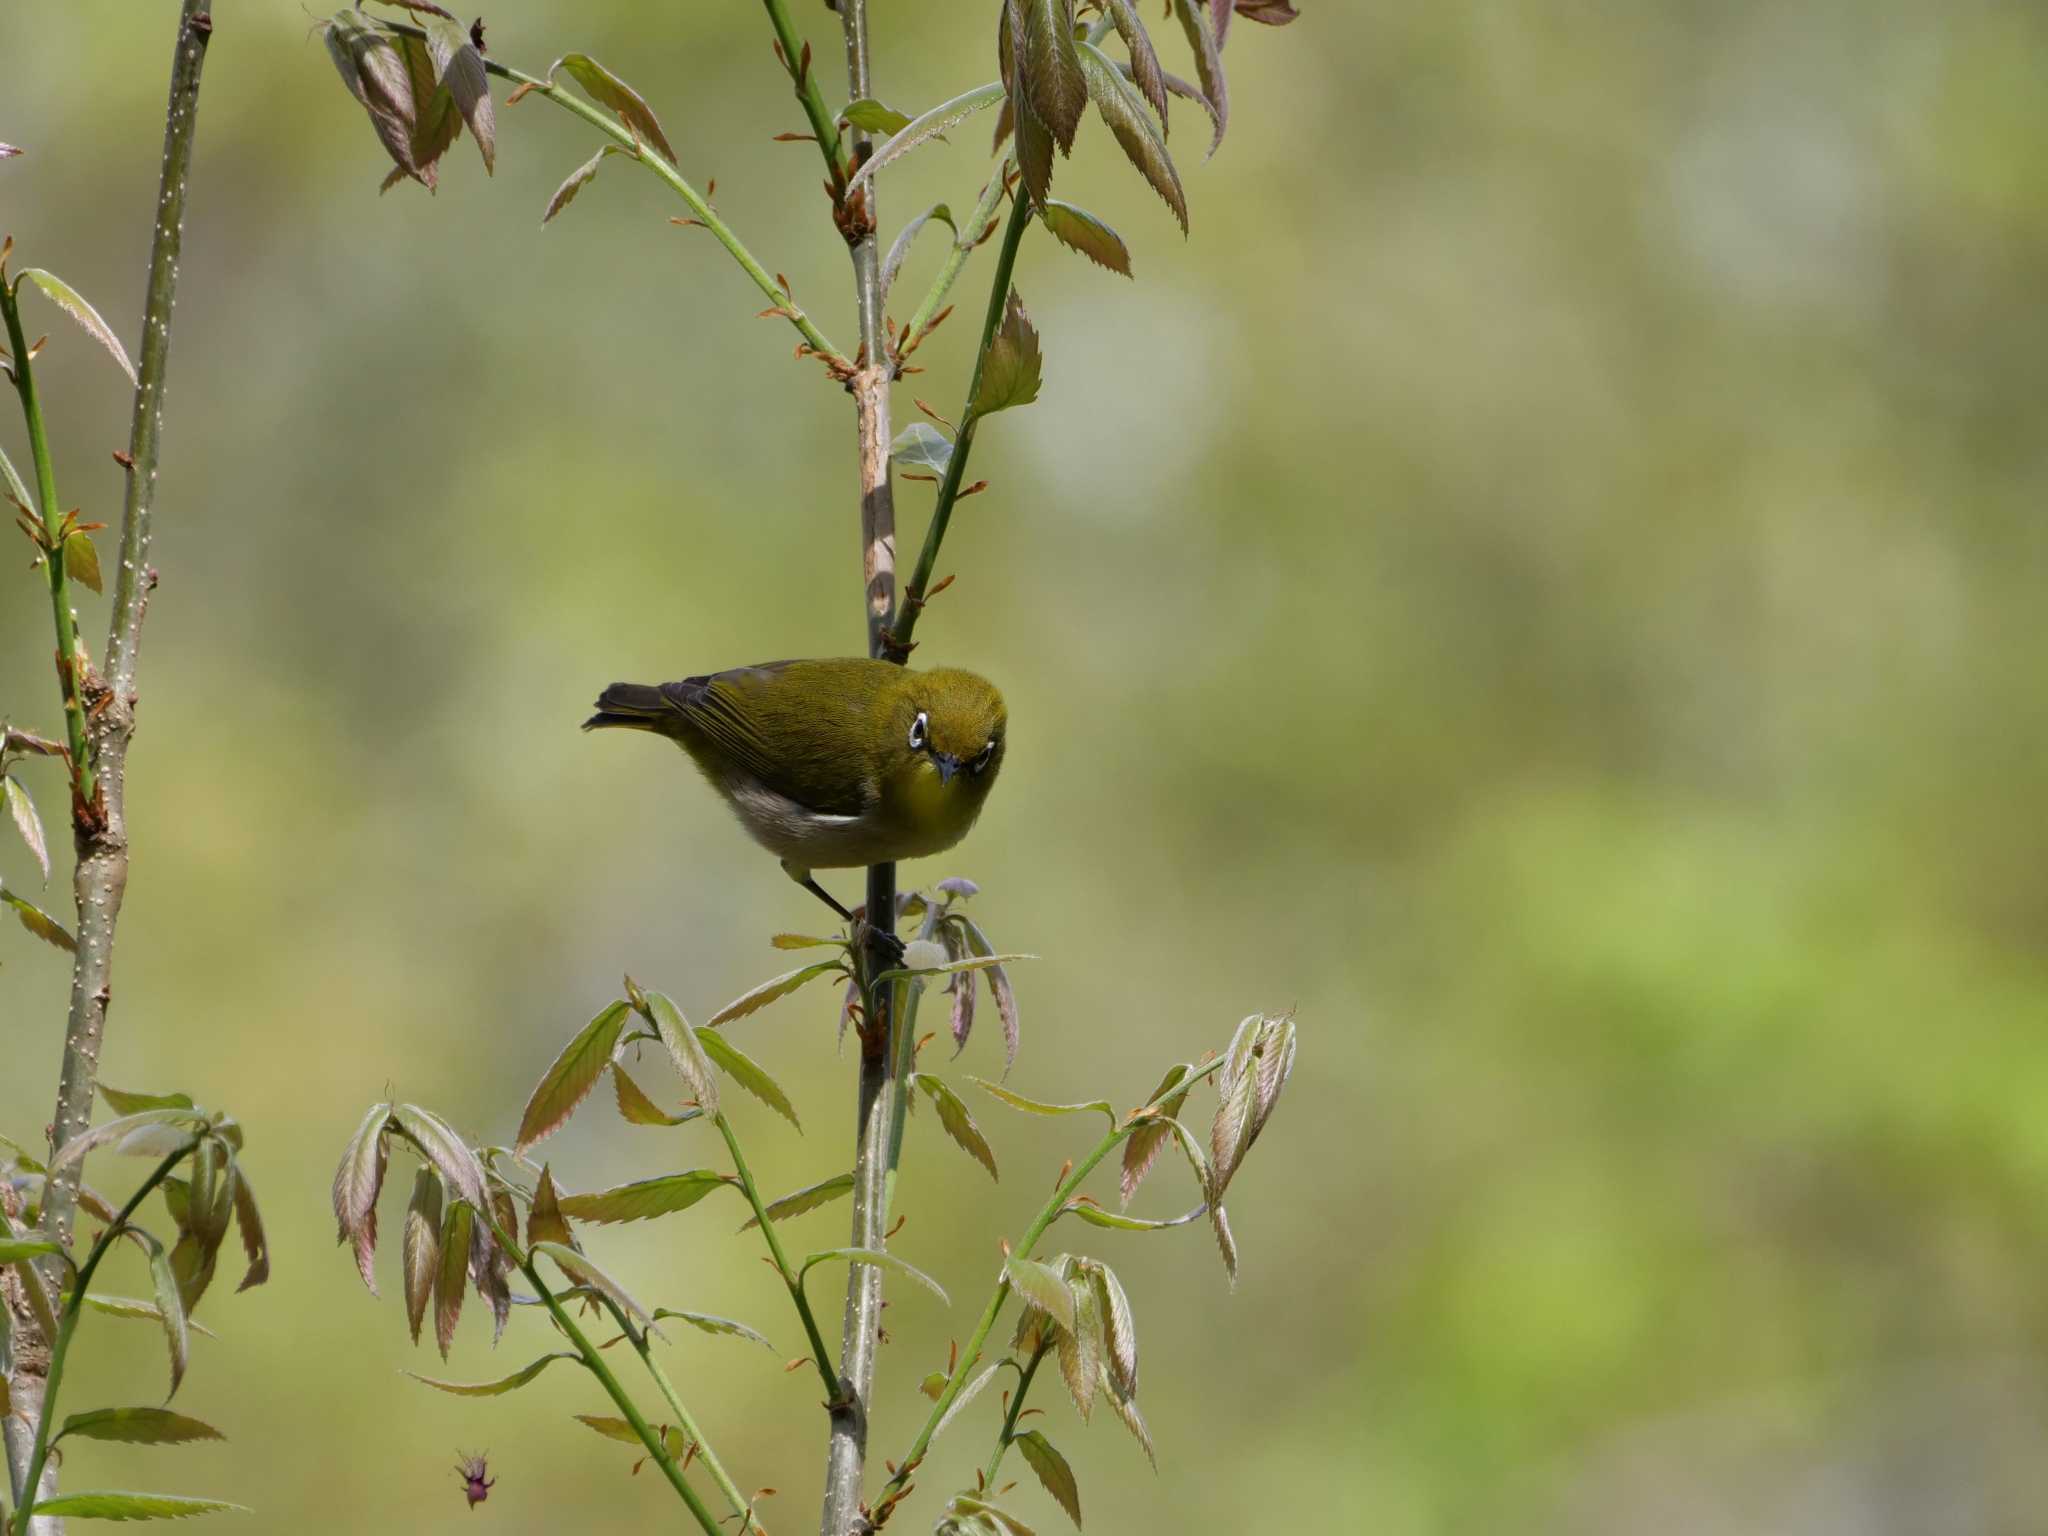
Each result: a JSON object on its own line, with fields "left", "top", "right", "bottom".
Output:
{"left": 585, "top": 659, "right": 1007, "bottom": 947}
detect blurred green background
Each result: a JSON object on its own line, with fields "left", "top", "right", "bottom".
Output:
{"left": 7, "top": 1, "right": 2048, "bottom": 1531}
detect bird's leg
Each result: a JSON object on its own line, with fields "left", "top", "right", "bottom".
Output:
{"left": 788, "top": 865, "right": 906, "bottom": 967}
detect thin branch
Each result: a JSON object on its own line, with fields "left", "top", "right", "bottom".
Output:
{"left": 715, "top": 1111, "right": 843, "bottom": 1402}
{"left": 756, "top": 0, "right": 849, "bottom": 194}
{"left": 621, "top": 1309, "right": 769, "bottom": 1536}
{"left": 983, "top": 1342, "right": 1049, "bottom": 1487}
{"left": 885, "top": 187, "right": 1035, "bottom": 662}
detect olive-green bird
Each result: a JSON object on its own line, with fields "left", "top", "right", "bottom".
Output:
{"left": 584, "top": 659, "right": 1007, "bottom": 936}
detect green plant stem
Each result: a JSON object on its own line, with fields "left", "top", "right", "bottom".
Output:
{"left": 983, "top": 1343, "right": 1048, "bottom": 1487}
{"left": 873, "top": 1058, "right": 1226, "bottom": 1513}
{"left": 377, "top": 16, "right": 845, "bottom": 367}
{"left": 714, "top": 1111, "right": 842, "bottom": 1401}
{"left": 756, "top": 0, "right": 848, "bottom": 190}
{"left": 10, "top": 1142, "right": 193, "bottom": 1536}
{"left": 624, "top": 1319, "right": 768, "bottom": 1536}
{"left": 885, "top": 186, "right": 1035, "bottom": 661}
{"left": 0, "top": 280, "right": 91, "bottom": 810}
{"left": 520, "top": 1259, "right": 723, "bottom": 1536}
{"left": 900, "top": 160, "right": 1013, "bottom": 351}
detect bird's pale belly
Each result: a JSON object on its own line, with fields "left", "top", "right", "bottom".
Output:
{"left": 726, "top": 769, "right": 979, "bottom": 871}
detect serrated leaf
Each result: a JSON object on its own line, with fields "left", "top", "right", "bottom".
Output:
{"left": 1076, "top": 41, "right": 1187, "bottom": 233}
{"left": 1103, "top": 0, "right": 1170, "bottom": 129}
{"left": 516, "top": 1001, "right": 630, "bottom": 1152}
{"left": 532, "top": 1241, "right": 652, "bottom": 1325}
{"left": 393, "top": 32, "right": 458, "bottom": 189}
{"left": 574, "top": 1415, "right": 687, "bottom": 1458}
{"left": 79, "top": 1297, "right": 217, "bottom": 1339}
{"left": 542, "top": 144, "right": 621, "bottom": 224}
{"left": 914, "top": 1075, "right": 998, "bottom": 1181}
{"left": 332, "top": 1102, "right": 392, "bottom": 1286}
{"left": 98, "top": 1087, "right": 194, "bottom": 1117}
{"left": 324, "top": 11, "right": 423, "bottom": 185}
{"left": 639, "top": 990, "right": 718, "bottom": 1115}
{"left": 29, "top": 1492, "right": 247, "bottom": 1521}
{"left": 892, "top": 422, "right": 954, "bottom": 479}
{"left": 1040, "top": 201, "right": 1131, "bottom": 277}
{"left": 1170, "top": 0, "right": 1228, "bottom": 155}
{"left": 1211, "top": 1012, "right": 1291, "bottom": 1199}
{"left": 697, "top": 1027, "right": 799, "bottom": 1129}
{"left": 551, "top": 54, "right": 675, "bottom": 163}
{"left": 1209, "top": 1199, "right": 1238, "bottom": 1286}
{"left": 1091, "top": 1262, "right": 1138, "bottom": 1401}
{"left": 940, "top": 1493, "right": 1040, "bottom": 1536}
{"left": 1015, "top": 97, "right": 1056, "bottom": 210}
{"left": 650, "top": 1309, "right": 775, "bottom": 1351}
{"left": 53, "top": 1109, "right": 205, "bottom": 1172}
{"left": 739, "top": 1171, "right": 853, "bottom": 1231}
{"left": 931, "top": 1360, "right": 1002, "bottom": 1445}
{"left": 424, "top": 17, "right": 493, "bottom": 173}
{"left": 1056, "top": 1274, "right": 1103, "bottom": 1420}
{"left": 1065, "top": 1201, "right": 1203, "bottom": 1233}
{"left": 1121, "top": 1064, "right": 1193, "bottom": 1207}
{"left": 433, "top": 1200, "right": 472, "bottom": 1358}
{"left": 610, "top": 1063, "right": 698, "bottom": 1127}
{"left": 802, "top": 1246, "right": 949, "bottom": 1306}
{"left": 1004, "top": 1256, "right": 1076, "bottom": 1333}
{"left": 145, "top": 1234, "right": 189, "bottom": 1397}
{"left": 1109, "top": 1390, "right": 1156, "bottom": 1469}
{"left": 957, "top": 918, "right": 1023, "bottom": 1074}
{"left": 557, "top": 1170, "right": 729, "bottom": 1225}
{"left": 0, "top": 1238, "right": 61, "bottom": 1264}
{"left": 5, "top": 776, "right": 48, "bottom": 882}
{"left": 972, "top": 1080, "right": 1113, "bottom": 1125}
{"left": 707, "top": 961, "right": 845, "bottom": 1028}
{"left": 19, "top": 269, "right": 137, "bottom": 385}
{"left": 1131, "top": 64, "right": 1220, "bottom": 148}
{"left": 390, "top": 1103, "right": 486, "bottom": 1210}
{"left": 1017, "top": 0, "right": 1087, "bottom": 150}
{"left": 406, "top": 1352, "right": 578, "bottom": 1396}
{"left": 400, "top": 1167, "right": 441, "bottom": 1345}
{"left": 3, "top": 886, "right": 74, "bottom": 951}
{"left": 880, "top": 203, "right": 957, "bottom": 305}
{"left": 841, "top": 98, "right": 914, "bottom": 135}
{"left": 1015, "top": 1430, "right": 1081, "bottom": 1528}
{"left": 527, "top": 1164, "right": 574, "bottom": 1247}
{"left": 228, "top": 1166, "right": 269, "bottom": 1293}
{"left": 972, "top": 292, "right": 1042, "bottom": 417}
{"left": 56, "top": 1408, "right": 223, "bottom": 1447}
{"left": 846, "top": 82, "right": 1007, "bottom": 193}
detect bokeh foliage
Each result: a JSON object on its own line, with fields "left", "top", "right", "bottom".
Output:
{"left": 5, "top": 1, "right": 2048, "bottom": 1531}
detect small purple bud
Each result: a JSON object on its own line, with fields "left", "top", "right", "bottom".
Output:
{"left": 455, "top": 1451, "right": 495, "bottom": 1510}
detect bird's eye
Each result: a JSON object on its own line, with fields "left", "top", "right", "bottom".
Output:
{"left": 908, "top": 711, "right": 929, "bottom": 751}
{"left": 971, "top": 739, "right": 997, "bottom": 774}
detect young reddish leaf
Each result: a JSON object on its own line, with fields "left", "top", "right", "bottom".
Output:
{"left": 405, "top": 1352, "right": 578, "bottom": 1396}
{"left": 1039, "top": 200, "right": 1132, "bottom": 277}
{"left": 1209, "top": 1200, "right": 1238, "bottom": 1288}
{"left": 1004, "top": 1256, "right": 1076, "bottom": 1333}
{"left": 1234, "top": 0, "right": 1301, "bottom": 23}
{"left": 1015, "top": 100, "right": 1056, "bottom": 211}
{"left": 1109, "top": 1390, "right": 1156, "bottom": 1469}
{"left": 230, "top": 1166, "right": 270, "bottom": 1292}
{"left": 914, "top": 1074, "right": 999, "bottom": 1181}
{"left": 516, "top": 1001, "right": 630, "bottom": 1152}
{"left": 611, "top": 1063, "right": 695, "bottom": 1127}
{"left": 1170, "top": 0, "right": 1229, "bottom": 155}
{"left": 697, "top": 1027, "right": 799, "bottom": 1129}
{"left": 1015, "top": 1430, "right": 1081, "bottom": 1528}
{"left": 393, "top": 31, "right": 459, "bottom": 188}
{"left": 973, "top": 292, "right": 1042, "bottom": 418}
{"left": 556, "top": 1170, "right": 730, "bottom": 1225}
{"left": 549, "top": 54, "right": 676, "bottom": 163}
{"left": 400, "top": 1167, "right": 442, "bottom": 1345}
{"left": 643, "top": 991, "right": 720, "bottom": 1115}
{"left": 1016, "top": 0, "right": 1088, "bottom": 151}
{"left": 1090, "top": 1261, "right": 1138, "bottom": 1401}
{"left": 528, "top": 1164, "right": 574, "bottom": 1247}
{"left": 1076, "top": 41, "right": 1188, "bottom": 233}
{"left": 1103, "top": 0, "right": 1170, "bottom": 128}
{"left": 18, "top": 269, "right": 137, "bottom": 384}
{"left": 959, "top": 918, "right": 1024, "bottom": 1073}
{"left": 1212, "top": 0, "right": 1237, "bottom": 48}
{"left": 1055, "top": 1273, "right": 1103, "bottom": 1420}
{"left": 739, "top": 1171, "right": 854, "bottom": 1232}
{"left": 323, "top": 11, "right": 424, "bottom": 186}
{"left": 433, "top": 1200, "right": 472, "bottom": 1358}
{"left": 28, "top": 1494, "right": 247, "bottom": 1521}
{"left": 4, "top": 777, "right": 48, "bottom": 882}
{"left": 1120, "top": 1064, "right": 1193, "bottom": 1207}
{"left": 707, "top": 961, "right": 844, "bottom": 1028}
{"left": 55, "top": 1408, "right": 224, "bottom": 1447}
{"left": 845, "top": 82, "right": 1007, "bottom": 194}
{"left": 542, "top": 145, "right": 621, "bottom": 224}
{"left": 423, "top": 17, "right": 493, "bottom": 173}
{"left": 649, "top": 1309, "right": 777, "bottom": 1351}
{"left": 2, "top": 885, "right": 74, "bottom": 952}
{"left": 390, "top": 1103, "right": 486, "bottom": 1209}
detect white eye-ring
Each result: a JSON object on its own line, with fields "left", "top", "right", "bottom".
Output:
{"left": 971, "top": 740, "right": 997, "bottom": 773}
{"left": 908, "top": 711, "right": 929, "bottom": 751}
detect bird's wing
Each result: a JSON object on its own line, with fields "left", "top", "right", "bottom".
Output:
{"left": 661, "top": 662, "right": 875, "bottom": 819}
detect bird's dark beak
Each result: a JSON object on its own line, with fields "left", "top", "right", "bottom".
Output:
{"left": 934, "top": 753, "right": 962, "bottom": 785}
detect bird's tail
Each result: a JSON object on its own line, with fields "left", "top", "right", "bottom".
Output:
{"left": 583, "top": 681, "right": 678, "bottom": 733}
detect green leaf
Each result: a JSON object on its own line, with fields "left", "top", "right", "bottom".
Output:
{"left": 971, "top": 1080, "right": 1113, "bottom": 1126}
{"left": 1040, "top": 201, "right": 1132, "bottom": 277}
{"left": 770, "top": 932, "right": 841, "bottom": 950}
{"left": 939, "top": 1493, "right": 1039, "bottom": 1536}
{"left": 405, "top": 1352, "right": 579, "bottom": 1396}
{"left": 1064, "top": 1201, "right": 1202, "bottom": 1233}
{"left": 892, "top": 422, "right": 954, "bottom": 480}
{"left": 880, "top": 203, "right": 957, "bottom": 305}
{"left": 52, "top": 1109, "right": 204, "bottom": 1172}
{"left": 1170, "top": 0, "right": 1228, "bottom": 155}
{"left": 696, "top": 1027, "right": 799, "bottom": 1129}
{"left": 527, "top": 1164, "right": 574, "bottom": 1247}
{"left": 649, "top": 1309, "right": 775, "bottom": 1351}
{"left": 550, "top": 54, "right": 676, "bottom": 163}
{"left": 707, "top": 960, "right": 845, "bottom": 1028}
{"left": 98, "top": 1087, "right": 194, "bottom": 1117}
{"left": 574, "top": 1415, "right": 687, "bottom": 1458}
{"left": 739, "top": 1171, "right": 854, "bottom": 1231}
{"left": 29, "top": 1492, "right": 247, "bottom": 1521}
{"left": 1016, "top": 0, "right": 1087, "bottom": 150}
{"left": 557, "top": 1170, "right": 731, "bottom": 1225}
{"left": 643, "top": 990, "right": 720, "bottom": 1114}
{"left": 841, "top": 98, "right": 914, "bottom": 135}
{"left": 972, "top": 292, "right": 1042, "bottom": 417}
{"left": 1076, "top": 41, "right": 1187, "bottom": 233}
{"left": 845, "top": 82, "right": 1007, "bottom": 193}
{"left": 1015, "top": 1431, "right": 1081, "bottom": 1528}
{"left": 1004, "top": 1256, "right": 1076, "bottom": 1333}
{"left": 19, "top": 269, "right": 137, "bottom": 384}
{"left": 3, "top": 885, "right": 75, "bottom": 952}
{"left": 5, "top": 775, "right": 49, "bottom": 881}
{"left": 144, "top": 1233, "right": 189, "bottom": 1398}
{"left": 0, "top": 439, "right": 32, "bottom": 515}
{"left": 515, "top": 1000, "right": 630, "bottom": 1152}
{"left": 914, "top": 1075, "right": 999, "bottom": 1181}
{"left": 56, "top": 1409, "right": 224, "bottom": 1447}
{"left": 1091, "top": 1261, "right": 1138, "bottom": 1402}
{"left": 0, "top": 1238, "right": 61, "bottom": 1264}
{"left": 1127, "top": 63, "right": 1219, "bottom": 149}
{"left": 423, "top": 17, "right": 493, "bottom": 173}
{"left": 931, "top": 1360, "right": 1002, "bottom": 1446}
{"left": 802, "top": 1246, "right": 949, "bottom": 1307}
{"left": 532, "top": 1241, "right": 653, "bottom": 1325}
{"left": 79, "top": 1297, "right": 217, "bottom": 1339}
{"left": 611, "top": 1064, "right": 698, "bottom": 1127}
{"left": 433, "top": 1199, "right": 472, "bottom": 1358}
{"left": 400, "top": 1167, "right": 442, "bottom": 1346}
{"left": 389, "top": 1103, "right": 486, "bottom": 1209}
{"left": 1055, "top": 1270, "right": 1103, "bottom": 1420}
{"left": 542, "top": 144, "right": 622, "bottom": 225}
